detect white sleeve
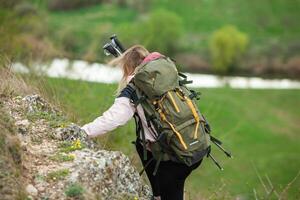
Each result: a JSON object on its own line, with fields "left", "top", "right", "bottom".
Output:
{"left": 81, "top": 97, "right": 135, "bottom": 138}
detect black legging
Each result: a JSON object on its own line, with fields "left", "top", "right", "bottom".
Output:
{"left": 136, "top": 140, "right": 202, "bottom": 200}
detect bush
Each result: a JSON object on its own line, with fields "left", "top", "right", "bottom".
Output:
{"left": 0, "top": 0, "right": 22, "bottom": 9}
{"left": 0, "top": 0, "right": 55, "bottom": 62}
{"left": 65, "top": 183, "right": 84, "bottom": 198}
{"left": 118, "top": 9, "right": 183, "bottom": 55}
{"left": 14, "top": 2, "right": 37, "bottom": 16}
{"left": 209, "top": 25, "right": 249, "bottom": 73}
{"left": 48, "top": 0, "right": 102, "bottom": 11}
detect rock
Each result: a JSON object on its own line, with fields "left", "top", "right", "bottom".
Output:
{"left": 15, "top": 119, "right": 30, "bottom": 134}
{"left": 65, "top": 149, "right": 152, "bottom": 199}
{"left": 56, "top": 123, "right": 96, "bottom": 148}
{"left": 37, "top": 186, "right": 45, "bottom": 192}
{"left": 26, "top": 184, "right": 38, "bottom": 196}
{"left": 15, "top": 119, "right": 30, "bottom": 127}
{"left": 22, "top": 94, "right": 56, "bottom": 114}
{"left": 2, "top": 94, "right": 152, "bottom": 200}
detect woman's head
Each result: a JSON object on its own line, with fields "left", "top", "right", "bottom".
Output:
{"left": 109, "top": 45, "right": 149, "bottom": 94}
{"left": 110, "top": 45, "right": 149, "bottom": 78}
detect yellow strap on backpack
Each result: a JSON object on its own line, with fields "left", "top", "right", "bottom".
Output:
{"left": 155, "top": 101, "right": 187, "bottom": 150}
{"left": 175, "top": 89, "right": 200, "bottom": 139}
{"left": 185, "top": 97, "right": 200, "bottom": 139}
{"left": 167, "top": 91, "right": 180, "bottom": 113}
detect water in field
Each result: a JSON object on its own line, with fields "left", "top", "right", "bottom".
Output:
{"left": 13, "top": 58, "right": 300, "bottom": 89}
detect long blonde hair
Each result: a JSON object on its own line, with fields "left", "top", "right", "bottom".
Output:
{"left": 109, "top": 45, "right": 149, "bottom": 95}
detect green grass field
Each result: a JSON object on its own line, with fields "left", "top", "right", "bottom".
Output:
{"left": 42, "top": 77, "right": 300, "bottom": 199}
{"left": 46, "top": 0, "right": 300, "bottom": 41}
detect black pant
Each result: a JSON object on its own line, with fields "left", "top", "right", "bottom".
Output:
{"left": 136, "top": 141, "right": 202, "bottom": 200}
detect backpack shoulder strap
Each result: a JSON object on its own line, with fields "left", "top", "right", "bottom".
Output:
{"left": 119, "top": 81, "right": 148, "bottom": 160}
{"left": 117, "top": 82, "right": 138, "bottom": 101}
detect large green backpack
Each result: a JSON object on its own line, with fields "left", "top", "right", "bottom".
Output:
{"left": 129, "top": 56, "right": 213, "bottom": 175}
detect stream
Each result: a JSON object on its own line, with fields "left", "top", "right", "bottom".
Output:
{"left": 12, "top": 58, "right": 300, "bottom": 89}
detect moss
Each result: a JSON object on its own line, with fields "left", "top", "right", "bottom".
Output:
{"left": 59, "top": 139, "right": 84, "bottom": 153}
{"left": 49, "top": 153, "right": 75, "bottom": 162}
{"left": 26, "top": 111, "right": 68, "bottom": 128}
{"left": 46, "top": 168, "right": 70, "bottom": 181}
{"left": 49, "top": 117, "right": 70, "bottom": 129}
{"left": 65, "top": 183, "right": 84, "bottom": 198}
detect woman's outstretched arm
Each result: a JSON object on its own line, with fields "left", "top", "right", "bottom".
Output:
{"left": 81, "top": 96, "right": 135, "bottom": 138}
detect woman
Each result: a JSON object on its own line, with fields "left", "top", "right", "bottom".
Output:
{"left": 81, "top": 45, "right": 202, "bottom": 200}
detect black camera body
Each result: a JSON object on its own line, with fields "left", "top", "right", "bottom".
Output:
{"left": 103, "top": 34, "right": 126, "bottom": 57}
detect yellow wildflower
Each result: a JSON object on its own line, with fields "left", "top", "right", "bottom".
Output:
{"left": 72, "top": 139, "right": 82, "bottom": 149}
{"left": 69, "top": 153, "right": 76, "bottom": 159}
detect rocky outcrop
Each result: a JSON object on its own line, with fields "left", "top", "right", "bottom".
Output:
{"left": 2, "top": 94, "right": 151, "bottom": 200}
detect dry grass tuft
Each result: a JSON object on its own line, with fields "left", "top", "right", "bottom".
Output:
{"left": 252, "top": 162, "right": 300, "bottom": 200}
{"left": 0, "top": 62, "right": 37, "bottom": 98}
{"left": 0, "top": 101, "right": 26, "bottom": 200}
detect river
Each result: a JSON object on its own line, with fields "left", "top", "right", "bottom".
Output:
{"left": 12, "top": 58, "right": 300, "bottom": 89}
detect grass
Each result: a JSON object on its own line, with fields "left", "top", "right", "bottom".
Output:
{"left": 43, "top": 77, "right": 300, "bottom": 199}
{"left": 65, "top": 183, "right": 84, "bottom": 198}
{"left": 47, "top": 168, "right": 70, "bottom": 181}
{"left": 58, "top": 140, "right": 84, "bottom": 153}
{"left": 152, "top": 0, "right": 300, "bottom": 40}
{"left": 49, "top": 153, "right": 75, "bottom": 162}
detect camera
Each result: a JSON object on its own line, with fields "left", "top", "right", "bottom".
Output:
{"left": 103, "top": 34, "right": 126, "bottom": 57}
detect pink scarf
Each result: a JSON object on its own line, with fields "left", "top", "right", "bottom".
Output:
{"left": 141, "top": 52, "right": 163, "bottom": 65}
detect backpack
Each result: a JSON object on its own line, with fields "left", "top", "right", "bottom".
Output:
{"left": 102, "top": 35, "right": 231, "bottom": 175}
{"left": 129, "top": 56, "right": 217, "bottom": 175}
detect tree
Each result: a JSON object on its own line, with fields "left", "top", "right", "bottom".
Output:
{"left": 209, "top": 25, "right": 249, "bottom": 73}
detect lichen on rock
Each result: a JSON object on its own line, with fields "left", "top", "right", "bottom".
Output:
{"left": 1, "top": 94, "right": 152, "bottom": 200}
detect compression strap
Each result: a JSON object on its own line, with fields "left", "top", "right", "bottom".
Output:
{"left": 154, "top": 101, "right": 187, "bottom": 150}
{"left": 176, "top": 89, "right": 200, "bottom": 139}
{"left": 167, "top": 91, "right": 180, "bottom": 113}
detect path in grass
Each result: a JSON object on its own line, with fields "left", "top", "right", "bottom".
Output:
{"left": 43, "top": 77, "right": 300, "bottom": 199}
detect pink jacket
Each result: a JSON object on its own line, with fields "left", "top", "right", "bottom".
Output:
{"left": 81, "top": 52, "right": 163, "bottom": 142}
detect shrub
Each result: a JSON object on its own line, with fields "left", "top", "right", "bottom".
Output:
{"left": 0, "top": 0, "right": 22, "bottom": 8}
{"left": 209, "top": 25, "right": 249, "bottom": 73}
{"left": 14, "top": 2, "right": 37, "bottom": 16}
{"left": 285, "top": 56, "right": 300, "bottom": 78}
{"left": 118, "top": 9, "right": 183, "bottom": 55}
{"left": 48, "top": 0, "right": 102, "bottom": 11}
{"left": 65, "top": 183, "right": 84, "bottom": 198}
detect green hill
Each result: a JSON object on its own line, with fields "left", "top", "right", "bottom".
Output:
{"left": 44, "top": 0, "right": 300, "bottom": 51}
{"left": 2, "top": 0, "right": 300, "bottom": 76}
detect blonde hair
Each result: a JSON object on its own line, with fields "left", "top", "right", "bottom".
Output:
{"left": 109, "top": 45, "right": 149, "bottom": 95}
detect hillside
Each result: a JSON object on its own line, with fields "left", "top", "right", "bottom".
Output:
{"left": 1, "top": 67, "right": 300, "bottom": 199}
{"left": 2, "top": 0, "right": 300, "bottom": 77}
{"left": 43, "top": 77, "right": 300, "bottom": 199}
{"left": 0, "top": 70, "right": 151, "bottom": 200}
